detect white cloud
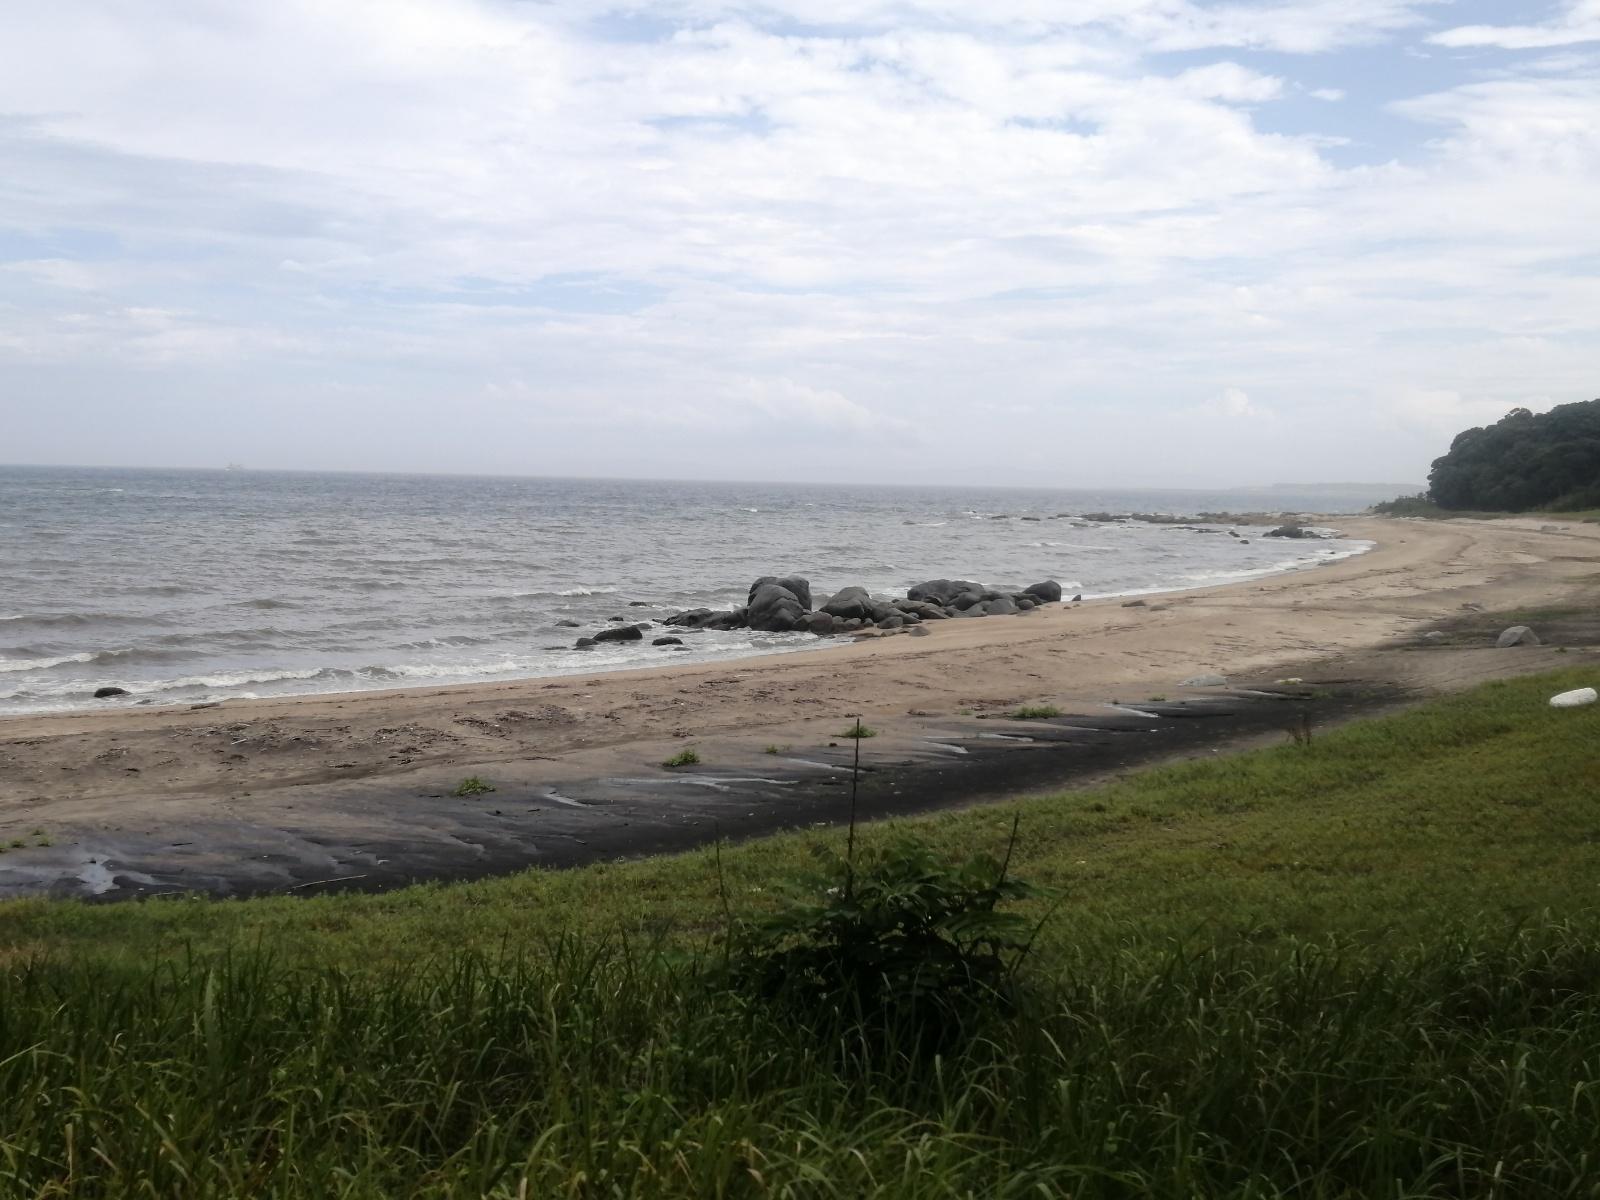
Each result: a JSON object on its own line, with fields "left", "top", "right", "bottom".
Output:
{"left": 0, "top": 1, "right": 1595, "bottom": 485}
{"left": 1203, "top": 387, "right": 1271, "bottom": 420}
{"left": 739, "top": 378, "right": 914, "bottom": 437}
{"left": 1431, "top": 0, "right": 1600, "bottom": 50}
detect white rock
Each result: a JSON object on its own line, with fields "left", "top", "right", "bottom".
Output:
{"left": 1181, "top": 673, "right": 1228, "bottom": 687}
{"left": 1549, "top": 688, "right": 1597, "bottom": 709}
{"left": 1496, "top": 626, "right": 1541, "bottom": 648}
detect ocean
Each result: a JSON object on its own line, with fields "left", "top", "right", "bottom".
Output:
{"left": 0, "top": 466, "right": 1387, "bottom": 715}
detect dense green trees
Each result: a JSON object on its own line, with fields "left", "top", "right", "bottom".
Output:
{"left": 1427, "top": 398, "right": 1600, "bottom": 511}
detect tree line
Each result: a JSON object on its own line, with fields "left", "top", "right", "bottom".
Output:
{"left": 1421, "top": 398, "right": 1600, "bottom": 512}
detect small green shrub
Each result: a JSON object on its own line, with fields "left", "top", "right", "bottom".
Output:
{"left": 726, "top": 819, "right": 1043, "bottom": 1035}
{"left": 1008, "top": 704, "right": 1062, "bottom": 719}
{"left": 763, "top": 745, "right": 785, "bottom": 755}
{"left": 451, "top": 776, "right": 495, "bottom": 797}
{"left": 837, "top": 725, "right": 877, "bottom": 739}
{"left": 662, "top": 748, "right": 700, "bottom": 768}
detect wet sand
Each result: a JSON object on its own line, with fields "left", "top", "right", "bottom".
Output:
{"left": 3, "top": 516, "right": 1597, "bottom": 900}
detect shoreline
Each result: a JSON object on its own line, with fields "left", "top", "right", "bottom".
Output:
{"left": 4, "top": 515, "right": 1599, "bottom": 901}
{"left": 1, "top": 526, "right": 1374, "bottom": 721}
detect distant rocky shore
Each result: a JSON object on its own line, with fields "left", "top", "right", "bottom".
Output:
{"left": 571, "top": 574, "right": 1078, "bottom": 649}
{"left": 568, "top": 520, "right": 1345, "bottom": 650}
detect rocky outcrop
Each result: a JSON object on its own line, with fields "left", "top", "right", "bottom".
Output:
{"left": 749, "top": 575, "right": 812, "bottom": 611}
{"left": 747, "top": 581, "right": 806, "bottom": 632}
{"left": 656, "top": 570, "right": 1088, "bottom": 642}
{"left": 821, "top": 586, "right": 873, "bottom": 621}
{"left": 908, "top": 579, "right": 982, "bottom": 606}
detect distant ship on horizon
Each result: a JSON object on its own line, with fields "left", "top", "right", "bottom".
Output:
{"left": 223, "top": 462, "right": 247, "bottom": 472}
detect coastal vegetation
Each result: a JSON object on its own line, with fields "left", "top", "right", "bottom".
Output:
{"left": 1006, "top": 703, "right": 1063, "bottom": 719}
{"left": 3, "top": 668, "right": 1600, "bottom": 1195}
{"left": 1382, "top": 397, "right": 1600, "bottom": 514}
{"left": 661, "top": 747, "right": 701, "bottom": 768}
{"left": 449, "top": 775, "right": 495, "bottom": 797}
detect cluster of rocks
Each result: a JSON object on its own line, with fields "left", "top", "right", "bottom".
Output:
{"left": 1263, "top": 524, "right": 1339, "bottom": 540}
{"left": 659, "top": 575, "right": 1070, "bottom": 638}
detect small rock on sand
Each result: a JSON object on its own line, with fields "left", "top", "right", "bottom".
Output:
{"left": 1181, "top": 673, "right": 1227, "bottom": 687}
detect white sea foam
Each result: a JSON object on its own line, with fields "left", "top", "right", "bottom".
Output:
{"left": 0, "top": 652, "right": 94, "bottom": 673}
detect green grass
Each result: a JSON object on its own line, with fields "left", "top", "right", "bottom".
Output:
{"left": 449, "top": 776, "right": 495, "bottom": 797}
{"left": 5, "top": 668, "right": 1600, "bottom": 1196}
{"left": 661, "top": 747, "right": 700, "bottom": 768}
{"left": 1006, "top": 704, "right": 1063, "bottom": 719}
{"left": 836, "top": 723, "right": 877, "bottom": 738}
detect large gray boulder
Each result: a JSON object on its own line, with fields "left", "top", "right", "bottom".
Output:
{"left": 749, "top": 575, "right": 812, "bottom": 611}
{"left": 981, "top": 596, "right": 1019, "bottom": 616}
{"left": 908, "top": 579, "right": 983, "bottom": 606}
{"left": 893, "top": 598, "right": 947, "bottom": 621}
{"left": 803, "top": 611, "right": 839, "bottom": 636}
{"left": 748, "top": 583, "right": 805, "bottom": 632}
{"left": 1023, "top": 581, "right": 1062, "bottom": 603}
{"left": 821, "top": 586, "right": 874, "bottom": 621}
{"left": 593, "top": 624, "right": 645, "bottom": 643}
{"left": 1496, "top": 625, "right": 1541, "bottom": 648}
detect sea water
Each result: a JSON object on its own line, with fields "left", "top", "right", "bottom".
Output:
{"left": 0, "top": 466, "right": 1384, "bottom": 714}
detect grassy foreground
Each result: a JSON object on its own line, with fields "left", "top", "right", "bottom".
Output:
{"left": 4, "top": 667, "right": 1600, "bottom": 1196}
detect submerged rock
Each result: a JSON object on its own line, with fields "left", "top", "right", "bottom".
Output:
{"left": 593, "top": 624, "right": 645, "bottom": 643}
{"left": 93, "top": 686, "right": 130, "bottom": 699}
{"left": 652, "top": 636, "right": 683, "bottom": 646}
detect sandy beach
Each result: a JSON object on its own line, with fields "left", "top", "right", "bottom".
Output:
{"left": 3, "top": 515, "right": 1598, "bottom": 899}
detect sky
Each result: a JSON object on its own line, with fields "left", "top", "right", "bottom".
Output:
{"left": 1, "top": 0, "right": 1596, "bottom": 487}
